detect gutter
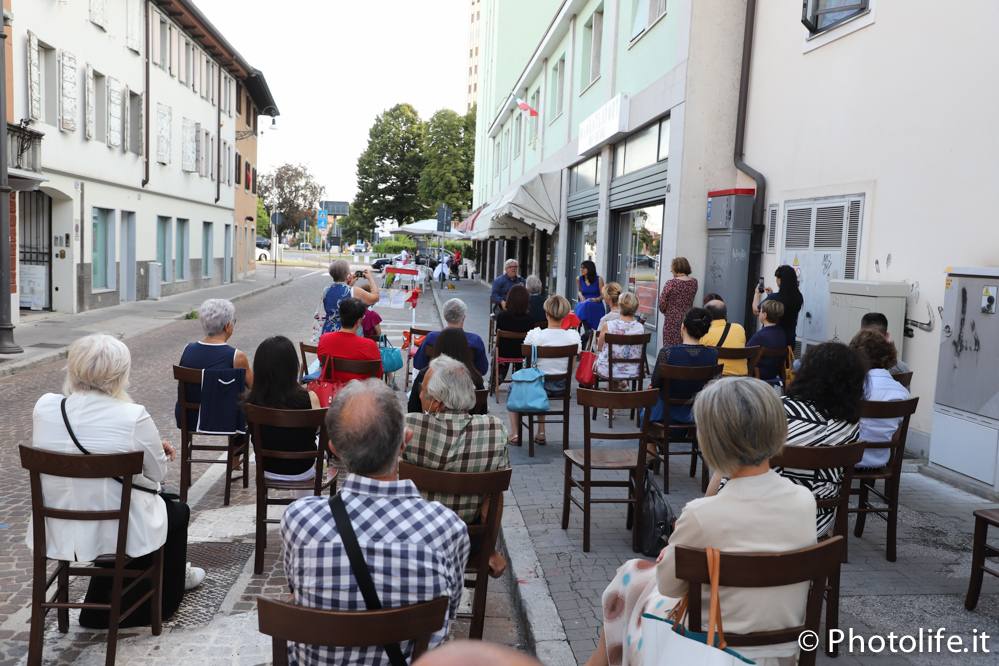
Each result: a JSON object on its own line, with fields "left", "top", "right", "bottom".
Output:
{"left": 142, "top": 0, "right": 151, "bottom": 187}
{"left": 215, "top": 65, "right": 221, "bottom": 204}
{"left": 734, "top": 0, "right": 766, "bottom": 331}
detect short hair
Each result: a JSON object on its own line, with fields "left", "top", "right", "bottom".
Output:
{"left": 544, "top": 294, "right": 572, "bottom": 322}
{"left": 601, "top": 282, "right": 622, "bottom": 305}
{"left": 326, "top": 379, "right": 404, "bottom": 476}
{"left": 199, "top": 298, "right": 235, "bottom": 337}
{"left": 356, "top": 282, "right": 373, "bottom": 293}
{"left": 702, "top": 293, "right": 723, "bottom": 306}
{"left": 425, "top": 355, "right": 476, "bottom": 411}
{"left": 704, "top": 300, "right": 728, "bottom": 321}
{"left": 850, "top": 329, "right": 898, "bottom": 371}
{"left": 671, "top": 257, "right": 692, "bottom": 275}
{"left": 619, "top": 292, "right": 640, "bottom": 317}
{"left": 786, "top": 342, "right": 866, "bottom": 423}
{"left": 329, "top": 259, "right": 351, "bottom": 281}
{"left": 525, "top": 275, "right": 543, "bottom": 294}
{"left": 760, "top": 299, "right": 784, "bottom": 324}
{"left": 504, "top": 258, "right": 518, "bottom": 270}
{"left": 442, "top": 298, "right": 468, "bottom": 324}
{"left": 682, "top": 307, "right": 713, "bottom": 339}
{"left": 694, "top": 377, "right": 787, "bottom": 476}
{"left": 64, "top": 333, "right": 132, "bottom": 402}
{"left": 860, "top": 312, "right": 889, "bottom": 336}
{"left": 339, "top": 297, "right": 368, "bottom": 329}
{"left": 506, "top": 285, "right": 530, "bottom": 317}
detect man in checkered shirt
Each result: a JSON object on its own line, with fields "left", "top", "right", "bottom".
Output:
{"left": 280, "top": 379, "right": 469, "bottom": 665}
{"left": 404, "top": 355, "right": 510, "bottom": 577}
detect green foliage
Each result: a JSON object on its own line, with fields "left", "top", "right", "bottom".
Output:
{"left": 257, "top": 163, "right": 326, "bottom": 234}
{"left": 184, "top": 310, "right": 199, "bottom": 320}
{"left": 372, "top": 238, "right": 416, "bottom": 255}
{"left": 418, "top": 107, "right": 475, "bottom": 219}
{"left": 355, "top": 104, "right": 427, "bottom": 231}
{"left": 255, "top": 198, "right": 270, "bottom": 237}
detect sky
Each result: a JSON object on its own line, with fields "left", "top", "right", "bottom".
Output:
{"left": 194, "top": 0, "right": 470, "bottom": 205}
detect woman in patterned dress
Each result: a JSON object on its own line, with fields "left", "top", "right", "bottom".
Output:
{"left": 657, "top": 257, "right": 698, "bottom": 346}
{"left": 593, "top": 292, "right": 645, "bottom": 380}
{"left": 311, "top": 260, "right": 378, "bottom": 342}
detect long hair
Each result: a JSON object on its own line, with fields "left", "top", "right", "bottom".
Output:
{"left": 434, "top": 327, "right": 483, "bottom": 387}
{"left": 775, "top": 265, "right": 803, "bottom": 304}
{"left": 506, "top": 284, "right": 530, "bottom": 317}
{"left": 580, "top": 260, "right": 597, "bottom": 286}
{"left": 785, "top": 342, "right": 866, "bottom": 423}
{"left": 242, "top": 336, "right": 310, "bottom": 409}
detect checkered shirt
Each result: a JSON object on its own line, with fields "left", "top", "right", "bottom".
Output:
{"left": 280, "top": 474, "right": 470, "bottom": 666}
{"left": 403, "top": 411, "right": 510, "bottom": 523}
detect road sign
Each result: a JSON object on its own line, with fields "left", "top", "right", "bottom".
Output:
{"left": 437, "top": 203, "right": 452, "bottom": 233}
{"left": 317, "top": 210, "right": 328, "bottom": 231}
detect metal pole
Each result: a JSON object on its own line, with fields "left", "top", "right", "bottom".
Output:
{"left": 0, "top": 27, "right": 22, "bottom": 354}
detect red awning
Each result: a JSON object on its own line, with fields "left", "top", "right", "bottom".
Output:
{"left": 456, "top": 206, "right": 483, "bottom": 233}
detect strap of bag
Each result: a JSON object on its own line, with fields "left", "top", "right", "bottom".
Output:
{"left": 320, "top": 355, "right": 336, "bottom": 383}
{"left": 717, "top": 323, "right": 732, "bottom": 348}
{"left": 60, "top": 398, "right": 160, "bottom": 496}
{"left": 705, "top": 548, "right": 727, "bottom": 650}
{"left": 328, "top": 493, "right": 408, "bottom": 666}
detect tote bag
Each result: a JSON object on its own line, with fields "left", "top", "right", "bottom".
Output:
{"left": 508, "top": 347, "right": 549, "bottom": 413}
{"left": 575, "top": 336, "right": 597, "bottom": 388}
{"left": 378, "top": 335, "right": 404, "bottom": 374}
{"left": 306, "top": 357, "right": 345, "bottom": 408}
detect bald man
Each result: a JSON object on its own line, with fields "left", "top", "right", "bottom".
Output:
{"left": 700, "top": 299, "right": 748, "bottom": 376}
{"left": 413, "top": 641, "right": 543, "bottom": 666}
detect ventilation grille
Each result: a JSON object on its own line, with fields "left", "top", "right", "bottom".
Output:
{"left": 766, "top": 204, "right": 778, "bottom": 253}
{"left": 844, "top": 198, "right": 863, "bottom": 279}
{"left": 813, "top": 205, "right": 845, "bottom": 249}
{"left": 784, "top": 208, "right": 812, "bottom": 248}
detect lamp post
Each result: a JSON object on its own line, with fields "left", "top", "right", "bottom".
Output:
{"left": 0, "top": 26, "right": 22, "bottom": 354}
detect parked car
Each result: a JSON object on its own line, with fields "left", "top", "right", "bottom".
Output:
{"left": 372, "top": 254, "right": 403, "bottom": 272}
{"left": 633, "top": 254, "right": 657, "bottom": 267}
{"left": 256, "top": 237, "right": 271, "bottom": 250}
{"left": 352, "top": 244, "right": 366, "bottom": 254}
{"left": 300, "top": 242, "right": 313, "bottom": 252}
{"left": 257, "top": 248, "right": 271, "bottom": 261}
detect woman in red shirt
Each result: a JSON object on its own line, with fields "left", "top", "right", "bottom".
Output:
{"left": 317, "top": 298, "right": 382, "bottom": 383}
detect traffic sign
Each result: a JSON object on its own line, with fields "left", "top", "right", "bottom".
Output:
{"left": 317, "top": 210, "right": 328, "bottom": 231}
{"left": 437, "top": 203, "right": 452, "bottom": 233}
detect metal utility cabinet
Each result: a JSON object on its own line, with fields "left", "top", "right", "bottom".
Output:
{"left": 827, "top": 280, "right": 908, "bottom": 355}
{"left": 930, "top": 267, "right": 999, "bottom": 490}
{"left": 703, "top": 189, "right": 753, "bottom": 324}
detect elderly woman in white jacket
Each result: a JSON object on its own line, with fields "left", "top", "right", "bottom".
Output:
{"left": 28, "top": 334, "right": 204, "bottom": 628}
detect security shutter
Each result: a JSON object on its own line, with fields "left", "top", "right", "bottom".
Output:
{"left": 844, "top": 199, "right": 862, "bottom": 280}
{"left": 107, "top": 77, "right": 122, "bottom": 148}
{"left": 156, "top": 103, "right": 171, "bottom": 164}
{"left": 85, "top": 64, "right": 95, "bottom": 139}
{"left": 182, "top": 118, "right": 197, "bottom": 172}
{"left": 783, "top": 208, "right": 811, "bottom": 248}
{"left": 59, "top": 50, "right": 77, "bottom": 132}
{"left": 27, "top": 32, "right": 40, "bottom": 121}
{"left": 126, "top": 0, "right": 143, "bottom": 52}
{"left": 765, "top": 204, "right": 778, "bottom": 253}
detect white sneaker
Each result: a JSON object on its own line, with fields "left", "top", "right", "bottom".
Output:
{"left": 184, "top": 562, "right": 206, "bottom": 590}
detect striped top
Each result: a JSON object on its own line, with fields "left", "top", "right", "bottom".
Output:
{"left": 774, "top": 397, "right": 860, "bottom": 537}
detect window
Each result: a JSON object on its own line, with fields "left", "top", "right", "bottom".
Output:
{"left": 91, "top": 208, "right": 114, "bottom": 290}
{"left": 39, "top": 41, "right": 58, "bottom": 126}
{"left": 613, "top": 117, "right": 669, "bottom": 178}
{"left": 94, "top": 70, "right": 107, "bottom": 143}
{"left": 530, "top": 89, "right": 540, "bottom": 148}
{"left": 569, "top": 155, "right": 600, "bottom": 193}
{"left": 236, "top": 82, "right": 242, "bottom": 114}
{"left": 176, "top": 219, "right": 189, "bottom": 280}
{"left": 549, "top": 57, "right": 565, "bottom": 120}
{"left": 493, "top": 139, "right": 500, "bottom": 178}
{"left": 503, "top": 128, "right": 510, "bottom": 167}
{"left": 202, "top": 222, "right": 213, "bottom": 277}
{"left": 159, "top": 19, "right": 169, "bottom": 69}
{"left": 581, "top": 10, "right": 603, "bottom": 87}
{"left": 630, "top": 0, "right": 666, "bottom": 41}
{"left": 156, "top": 216, "right": 173, "bottom": 283}
{"left": 802, "top": 0, "right": 869, "bottom": 34}
{"left": 184, "top": 41, "right": 193, "bottom": 85}
{"left": 128, "top": 91, "right": 143, "bottom": 155}
{"left": 245, "top": 160, "right": 252, "bottom": 190}
{"left": 614, "top": 204, "right": 663, "bottom": 332}
{"left": 513, "top": 113, "right": 522, "bottom": 157}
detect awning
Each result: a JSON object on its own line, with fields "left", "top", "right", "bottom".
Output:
{"left": 390, "top": 218, "right": 469, "bottom": 240}
{"left": 471, "top": 171, "right": 562, "bottom": 241}
{"left": 455, "top": 205, "right": 484, "bottom": 234}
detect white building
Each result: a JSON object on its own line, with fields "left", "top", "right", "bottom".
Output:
{"left": 12, "top": 0, "right": 266, "bottom": 319}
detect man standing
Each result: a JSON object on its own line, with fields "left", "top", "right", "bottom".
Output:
{"left": 490, "top": 259, "right": 526, "bottom": 313}
{"left": 701, "top": 299, "right": 748, "bottom": 376}
{"left": 413, "top": 298, "right": 489, "bottom": 374}
{"left": 860, "top": 312, "right": 910, "bottom": 374}
{"left": 280, "top": 380, "right": 469, "bottom": 665}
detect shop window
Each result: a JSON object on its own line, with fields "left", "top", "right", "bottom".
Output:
{"left": 156, "top": 216, "right": 173, "bottom": 283}
{"left": 176, "top": 218, "right": 189, "bottom": 280}
{"left": 613, "top": 117, "right": 669, "bottom": 178}
{"left": 569, "top": 155, "right": 600, "bottom": 193}
{"left": 614, "top": 204, "right": 663, "bottom": 332}
{"left": 202, "top": 222, "right": 213, "bottom": 277}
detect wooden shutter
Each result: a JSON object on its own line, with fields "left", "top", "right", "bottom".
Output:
{"left": 107, "top": 77, "right": 122, "bottom": 148}
{"left": 90, "top": 0, "right": 107, "bottom": 28}
{"left": 85, "top": 64, "right": 95, "bottom": 139}
{"left": 157, "top": 103, "right": 172, "bottom": 164}
{"left": 210, "top": 133, "right": 215, "bottom": 180}
{"left": 252, "top": 167, "right": 257, "bottom": 194}
{"left": 178, "top": 41, "right": 186, "bottom": 84}
{"left": 196, "top": 125, "right": 204, "bottom": 176}
{"left": 200, "top": 53, "right": 207, "bottom": 98}
{"left": 766, "top": 204, "right": 778, "bottom": 254}
{"left": 151, "top": 15, "right": 161, "bottom": 67}
{"left": 59, "top": 50, "right": 78, "bottom": 132}
{"left": 170, "top": 26, "right": 180, "bottom": 77}
{"left": 235, "top": 153, "right": 241, "bottom": 184}
{"left": 126, "top": 0, "right": 142, "bottom": 52}
{"left": 123, "top": 86, "right": 130, "bottom": 151}
{"left": 182, "top": 118, "right": 197, "bottom": 171}
{"left": 27, "top": 32, "right": 41, "bottom": 121}
{"left": 844, "top": 197, "right": 863, "bottom": 279}
{"left": 783, "top": 207, "right": 812, "bottom": 248}
{"left": 229, "top": 77, "right": 235, "bottom": 117}
{"left": 137, "top": 93, "right": 145, "bottom": 157}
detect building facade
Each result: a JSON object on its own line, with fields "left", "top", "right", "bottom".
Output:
{"left": 10, "top": 0, "right": 275, "bottom": 321}
{"left": 466, "top": 0, "right": 483, "bottom": 112}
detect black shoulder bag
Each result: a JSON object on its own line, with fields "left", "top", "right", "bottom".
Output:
{"left": 716, "top": 322, "right": 733, "bottom": 347}
{"left": 328, "top": 493, "right": 408, "bottom": 666}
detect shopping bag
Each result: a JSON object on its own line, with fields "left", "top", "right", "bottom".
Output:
{"left": 575, "top": 337, "right": 597, "bottom": 387}
{"left": 640, "top": 471, "right": 675, "bottom": 557}
{"left": 379, "top": 335, "right": 404, "bottom": 374}
{"left": 507, "top": 347, "right": 549, "bottom": 413}
{"left": 306, "top": 357, "right": 345, "bottom": 408}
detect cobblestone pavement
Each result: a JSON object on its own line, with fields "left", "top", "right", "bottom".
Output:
{"left": 442, "top": 277, "right": 999, "bottom": 665}
{"left": 0, "top": 269, "right": 523, "bottom": 665}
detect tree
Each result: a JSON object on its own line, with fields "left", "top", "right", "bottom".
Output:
{"left": 418, "top": 106, "right": 475, "bottom": 219}
{"left": 255, "top": 198, "right": 270, "bottom": 237}
{"left": 354, "top": 104, "right": 427, "bottom": 233}
{"left": 339, "top": 201, "right": 373, "bottom": 245}
{"left": 258, "top": 163, "right": 326, "bottom": 234}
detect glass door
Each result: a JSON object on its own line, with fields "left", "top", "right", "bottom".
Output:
{"left": 614, "top": 204, "right": 663, "bottom": 332}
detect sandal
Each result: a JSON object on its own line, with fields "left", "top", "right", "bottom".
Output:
{"left": 534, "top": 434, "right": 547, "bottom": 445}
{"left": 508, "top": 435, "right": 521, "bottom": 446}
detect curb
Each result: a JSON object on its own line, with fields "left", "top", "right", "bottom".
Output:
{"left": 0, "top": 277, "right": 294, "bottom": 380}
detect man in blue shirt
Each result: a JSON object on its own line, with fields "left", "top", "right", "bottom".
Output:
{"left": 490, "top": 259, "right": 526, "bottom": 313}
{"left": 413, "top": 298, "right": 489, "bottom": 374}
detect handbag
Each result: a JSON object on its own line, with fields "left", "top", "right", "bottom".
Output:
{"left": 507, "top": 346, "right": 549, "bottom": 413}
{"left": 640, "top": 471, "right": 675, "bottom": 557}
{"left": 379, "top": 335, "right": 404, "bottom": 374}
{"left": 575, "top": 335, "right": 597, "bottom": 388}
{"left": 329, "top": 493, "right": 409, "bottom": 666}
{"left": 310, "top": 297, "right": 325, "bottom": 344}
{"left": 642, "top": 549, "right": 754, "bottom": 665}
{"left": 306, "top": 356, "right": 345, "bottom": 408}
{"left": 784, "top": 346, "right": 796, "bottom": 385}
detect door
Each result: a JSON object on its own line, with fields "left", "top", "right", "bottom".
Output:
{"left": 224, "top": 223, "right": 232, "bottom": 283}
{"left": 18, "top": 191, "right": 52, "bottom": 310}
{"left": 120, "top": 212, "right": 136, "bottom": 301}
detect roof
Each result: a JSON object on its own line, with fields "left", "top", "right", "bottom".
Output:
{"left": 244, "top": 69, "right": 279, "bottom": 117}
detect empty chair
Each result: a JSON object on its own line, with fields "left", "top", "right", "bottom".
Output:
{"left": 965, "top": 508, "right": 999, "bottom": 611}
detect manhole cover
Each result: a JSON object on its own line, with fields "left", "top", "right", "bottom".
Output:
{"left": 31, "top": 342, "right": 65, "bottom": 349}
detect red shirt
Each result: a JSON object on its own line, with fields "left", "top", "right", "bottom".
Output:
{"left": 317, "top": 331, "right": 382, "bottom": 383}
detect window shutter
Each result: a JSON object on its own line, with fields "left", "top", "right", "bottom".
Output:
{"left": 766, "top": 204, "right": 778, "bottom": 253}
{"left": 252, "top": 167, "right": 257, "bottom": 194}
{"left": 85, "top": 64, "right": 95, "bottom": 139}
{"left": 197, "top": 127, "right": 205, "bottom": 176}
{"left": 210, "top": 134, "right": 215, "bottom": 180}
{"left": 210, "top": 63, "right": 217, "bottom": 106}
{"left": 630, "top": 0, "right": 649, "bottom": 40}
{"left": 784, "top": 207, "right": 812, "bottom": 248}
{"left": 813, "top": 204, "right": 846, "bottom": 249}
{"left": 229, "top": 78, "right": 235, "bottom": 118}
{"left": 844, "top": 197, "right": 864, "bottom": 280}
{"left": 170, "top": 26, "right": 179, "bottom": 77}
{"left": 245, "top": 161, "right": 251, "bottom": 190}
{"left": 27, "top": 31, "right": 41, "bottom": 121}
{"left": 59, "top": 50, "right": 78, "bottom": 132}
{"left": 178, "top": 41, "right": 186, "bottom": 84}
{"left": 137, "top": 93, "right": 145, "bottom": 157}
{"left": 151, "top": 15, "right": 161, "bottom": 67}
{"left": 107, "top": 77, "right": 122, "bottom": 148}
{"left": 235, "top": 153, "right": 241, "bottom": 184}
{"left": 123, "top": 86, "right": 130, "bottom": 151}
{"left": 182, "top": 118, "right": 197, "bottom": 172}
{"left": 200, "top": 54, "right": 207, "bottom": 99}
{"left": 90, "top": 0, "right": 107, "bottom": 28}
{"left": 157, "top": 103, "right": 171, "bottom": 164}
{"left": 126, "top": 0, "right": 142, "bottom": 52}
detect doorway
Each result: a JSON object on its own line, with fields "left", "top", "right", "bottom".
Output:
{"left": 120, "top": 212, "right": 136, "bottom": 301}
{"left": 224, "top": 223, "right": 232, "bottom": 283}
{"left": 18, "top": 191, "right": 52, "bottom": 310}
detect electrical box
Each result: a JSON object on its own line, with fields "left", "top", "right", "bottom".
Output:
{"left": 827, "top": 280, "right": 908, "bottom": 355}
{"left": 703, "top": 189, "right": 754, "bottom": 326}
{"left": 148, "top": 263, "right": 161, "bottom": 300}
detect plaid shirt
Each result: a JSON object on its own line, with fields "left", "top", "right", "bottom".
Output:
{"left": 404, "top": 411, "right": 509, "bottom": 523}
{"left": 280, "top": 474, "right": 470, "bottom": 666}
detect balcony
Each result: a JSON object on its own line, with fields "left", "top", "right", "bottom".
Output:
{"left": 9, "top": 121, "right": 44, "bottom": 173}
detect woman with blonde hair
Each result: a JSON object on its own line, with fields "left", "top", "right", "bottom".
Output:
{"left": 596, "top": 282, "right": 623, "bottom": 330}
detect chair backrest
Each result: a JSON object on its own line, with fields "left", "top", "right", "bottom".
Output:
{"left": 602, "top": 332, "right": 652, "bottom": 381}
{"left": 858, "top": 397, "right": 920, "bottom": 470}
{"left": 520, "top": 343, "right": 579, "bottom": 380}
{"left": 300, "top": 343, "right": 319, "bottom": 378}
{"left": 495, "top": 330, "right": 528, "bottom": 356}
{"left": 716, "top": 345, "right": 763, "bottom": 376}
{"left": 398, "top": 463, "right": 512, "bottom": 543}
{"left": 754, "top": 346, "right": 788, "bottom": 382}
{"left": 425, "top": 345, "right": 435, "bottom": 359}
{"left": 534, "top": 320, "right": 549, "bottom": 329}
{"left": 578, "top": 389, "right": 660, "bottom": 466}
{"left": 20, "top": 445, "right": 143, "bottom": 561}
{"left": 245, "top": 405, "right": 328, "bottom": 459}
{"left": 474, "top": 389, "right": 489, "bottom": 415}
{"left": 318, "top": 356, "right": 383, "bottom": 380}
{"left": 890, "top": 371, "right": 913, "bottom": 389}
{"left": 173, "top": 365, "right": 202, "bottom": 413}
{"left": 657, "top": 364, "right": 724, "bottom": 406}
{"left": 674, "top": 537, "right": 844, "bottom": 652}
{"left": 410, "top": 327, "right": 435, "bottom": 339}
{"left": 257, "top": 595, "right": 450, "bottom": 666}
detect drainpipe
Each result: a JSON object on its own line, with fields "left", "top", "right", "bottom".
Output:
{"left": 215, "top": 65, "right": 221, "bottom": 204}
{"left": 142, "top": 0, "right": 150, "bottom": 187}
{"left": 734, "top": 0, "right": 766, "bottom": 331}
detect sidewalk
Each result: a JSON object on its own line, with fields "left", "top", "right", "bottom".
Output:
{"left": 429, "top": 277, "right": 999, "bottom": 666}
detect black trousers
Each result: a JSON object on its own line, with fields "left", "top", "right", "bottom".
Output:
{"left": 79, "top": 496, "right": 190, "bottom": 628}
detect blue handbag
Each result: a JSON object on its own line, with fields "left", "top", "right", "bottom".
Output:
{"left": 379, "top": 335, "right": 404, "bottom": 374}
{"left": 507, "top": 346, "right": 549, "bottom": 413}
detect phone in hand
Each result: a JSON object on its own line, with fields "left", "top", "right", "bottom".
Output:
{"left": 354, "top": 270, "right": 366, "bottom": 278}
{"left": 758, "top": 277, "right": 765, "bottom": 293}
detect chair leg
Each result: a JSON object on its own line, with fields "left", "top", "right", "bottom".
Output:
{"left": 700, "top": 456, "right": 709, "bottom": 494}
{"left": 662, "top": 443, "right": 670, "bottom": 495}
{"left": 179, "top": 435, "right": 191, "bottom": 504}
{"left": 240, "top": 438, "right": 249, "bottom": 489}
{"left": 105, "top": 571, "right": 125, "bottom": 666}
{"left": 561, "top": 458, "right": 572, "bottom": 530}
{"left": 56, "top": 561, "right": 69, "bottom": 633}
{"left": 494, "top": 358, "right": 500, "bottom": 403}
{"left": 886, "top": 480, "right": 898, "bottom": 563}
{"left": 468, "top": 572, "right": 489, "bottom": 640}
{"left": 583, "top": 465, "right": 592, "bottom": 553}
{"left": 151, "top": 548, "right": 164, "bottom": 636}
{"left": 625, "top": 469, "right": 635, "bottom": 531}
{"left": 965, "top": 516, "right": 988, "bottom": 611}
{"left": 854, "top": 480, "right": 871, "bottom": 538}
{"left": 825, "top": 567, "right": 841, "bottom": 657}
{"left": 526, "top": 415, "right": 534, "bottom": 458}
{"left": 27, "top": 556, "right": 47, "bottom": 666}
{"left": 223, "top": 439, "right": 234, "bottom": 507}
{"left": 688, "top": 441, "right": 698, "bottom": 478}
{"left": 405, "top": 355, "right": 411, "bottom": 391}
{"left": 255, "top": 488, "right": 267, "bottom": 575}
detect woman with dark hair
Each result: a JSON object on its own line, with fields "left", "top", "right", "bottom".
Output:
{"left": 648, "top": 307, "right": 718, "bottom": 424}
{"left": 243, "top": 336, "right": 322, "bottom": 497}
{"left": 574, "top": 259, "right": 606, "bottom": 332}
{"left": 658, "top": 257, "right": 699, "bottom": 347}
{"left": 849, "top": 329, "right": 909, "bottom": 469}
{"left": 493, "top": 284, "right": 535, "bottom": 382}
{"left": 408, "top": 327, "right": 486, "bottom": 413}
{"left": 754, "top": 264, "right": 804, "bottom": 349}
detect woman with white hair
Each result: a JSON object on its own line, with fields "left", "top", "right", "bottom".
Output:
{"left": 30, "top": 334, "right": 205, "bottom": 629}
{"left": 313, "top": 259, "right": 379, "bottom": 340}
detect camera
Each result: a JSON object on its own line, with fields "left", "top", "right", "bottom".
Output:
{"left": 354, "top": 270, "right": 366, "bottom": 278}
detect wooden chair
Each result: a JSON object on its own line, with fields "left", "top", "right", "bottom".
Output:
{"left": 321, "top": 356, "right": 384, "bottom": 381}
{"left": 20, "top": 445, "right": 163, "bottom": 666}
{"left": 646, "top": 364, "right": 724, "bottom": 494}
{"left": 398, "top": 463, "right": 512, "bottom": 639}
{"left": 246, "top": 405, "right": 338, "bottom": 575}
{"left": 405, "top": 327, "right": 436, "bottom": 391}
{"left": 173, "top": 365, "right": 248, "bottom": 505}
{"left": 257, "top": 595, "right": 449, "bottom": 666}
{"left": 755, "top": 346, "right": 789, "bottom": 390}
{"left": 562, "top": 389, "right": 659, "bottom": 552}
{"left": 491, "top": 330, "right": 528, "bottom": 402}
{"left": 716, "top": 345, "right": 763, "bottom": 378}
{"left": 299, "top": 342, "right": 319, "bottom": 380}
{"left": 673, "top": 537, "right": 844, "bottom": 666}
{"left": 425, "top": 344, "right": 435, "bottom": 359}
{"left": 515, "top": 344, "right": 579, "bottom": 457}
{"left": 474, "top": 388, "right": 489, "bottom": 415}
{"left": 534, "top": 319, "right": 549, "bottom": 329}
{"left": 965, "top": 508, "right": 999, "bottom": 611}
{"left": 848, "top": 397, "right": 920, "bottom": 562}
{"left": 770, "top": 441, "right": 866, "bottom": 657}
{"left": 891, "top": 370, "right": 913, "bottom": 390}
{"left": 591, "top": 332, "right": 652, "bottom": 428}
